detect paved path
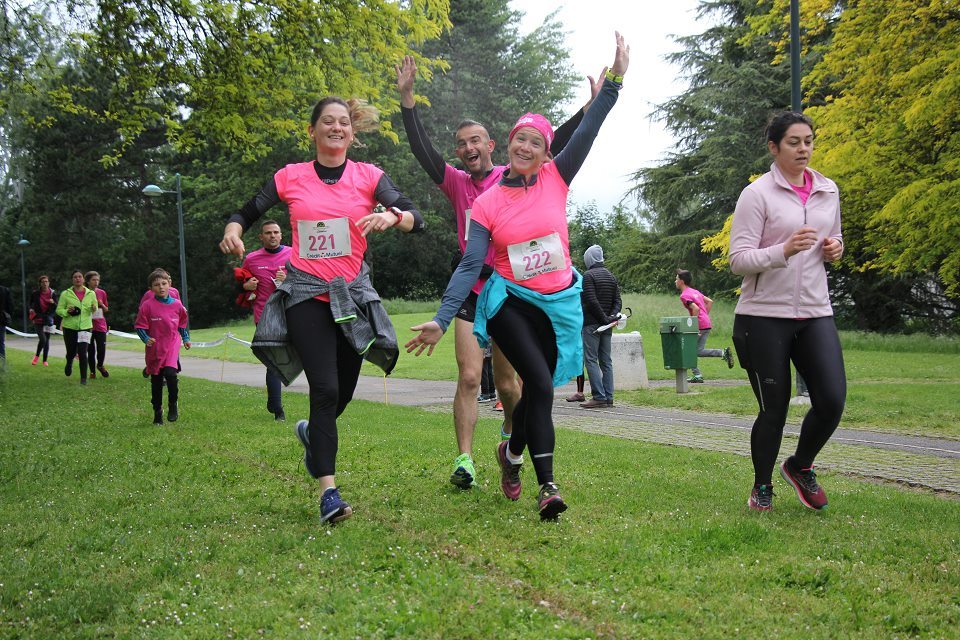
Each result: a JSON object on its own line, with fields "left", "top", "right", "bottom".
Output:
{"left": 7, "top": 335, "right": 958, "bottom": 495}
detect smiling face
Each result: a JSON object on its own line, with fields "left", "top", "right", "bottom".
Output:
{"left": 259, "top": 223, "right": 282, "bottom": 250}
{"left": 769, "top": 123, "right": 814, "bottom": 179}
{"left": 308, "top": 103, "right": 353, "bottom": 157}
{"left": 454, "top": 124, "right": 495, "bottom": 177}
{"left": 507, "top": 127, "right": 548, "bottom": 177}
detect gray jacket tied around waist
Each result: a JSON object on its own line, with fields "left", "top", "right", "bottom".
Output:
{"left": 251, "top": 261, "right": 398, "bottom": 385}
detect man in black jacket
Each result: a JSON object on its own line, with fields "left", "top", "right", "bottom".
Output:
{"left": 579, "top": 245, "right": 622, "bottom": 408}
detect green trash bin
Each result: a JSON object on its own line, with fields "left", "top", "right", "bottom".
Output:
{"left": 659, "top": 316, "right": 699, "bottom": 370}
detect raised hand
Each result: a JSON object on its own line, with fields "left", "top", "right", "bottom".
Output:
{"left": 395, "top": 55, "right": 417, "bottom": 109}
{"left": 611, "top": 31, "right": 630, "bottom": 78}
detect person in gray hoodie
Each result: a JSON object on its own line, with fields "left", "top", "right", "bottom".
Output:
{"left": 729, "top": 111, "right": 845, "bottom": 513}
{"left": 579, "top": 245, "right": 622, "bottom": 408}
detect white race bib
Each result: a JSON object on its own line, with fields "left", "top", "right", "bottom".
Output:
{"left": 298, "top": 218, "right": 351, "bottom": 260}
{"left": 463, "top": 208, "right": 472, "bottom": 242}
{"left": 92, "top": 308, "right": 104, "bottom": 320}
{"left": 507, "top": 232, "right": 564, "bottom": 281}
{"left": 77, "top": 331, "right": 92, "bottom": 344}
{"left": 43, "top": 325, "right": 55, "bottom": 334}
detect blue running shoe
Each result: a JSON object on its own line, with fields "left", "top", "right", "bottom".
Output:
{"left": 320, "top": 487, "right": 352, "bottom": 524}
{"left": 295, "top": 420, "right": 319, "bottom": 478}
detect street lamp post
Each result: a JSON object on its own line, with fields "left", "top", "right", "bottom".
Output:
{"left": 142, "top": 173, "right": 188, "bottom": 312}
{"left": 16, "top": 235, "right": 30, "bottom": 332}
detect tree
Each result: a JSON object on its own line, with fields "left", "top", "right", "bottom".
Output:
{"left": 804, "top": 0, "right": 960, "bottom": 310}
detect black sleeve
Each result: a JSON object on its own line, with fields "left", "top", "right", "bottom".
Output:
{"left": 553, "top": 78, "right": 621, "bottom": 185}
{"left": 433, "top": 219, "right": 491, "bottom": 331}
{"left": 401, "top": 105, "right": 447, "bottom": 184}
{"left": 582, "top": 273, "right": 606, "bottom": 325}
{"left": 612, "top": 283, "right": 622, "bottom": 320}
{"left": 227, "top": 177, "right": 282, "bottom": 233}
{"left": 374, "top": 174, "right": 425, "bottom": 233}
{"left": 549, "top": 109, "right": 583, "bottom": 156}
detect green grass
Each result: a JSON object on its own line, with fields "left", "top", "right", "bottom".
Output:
{"left": 1, "top": 350, "right": 958, "bottom": 638}
{"left": 103, "top": 293, "right": 960, "bottom": 439}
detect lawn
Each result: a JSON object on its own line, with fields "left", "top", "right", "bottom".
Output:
{"left": 0, "top": 350, "right": 958, "bottom": 638}
{"left": 101, "top": 294, "right": 960, "bottom": 439}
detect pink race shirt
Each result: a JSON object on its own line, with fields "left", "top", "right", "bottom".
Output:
{"left": 92, "top": 288, "right": 109, "bottom": 332}
{"left": 135, "top": 297, "right": 189, "bottom": 375}
{"left": 680, "top": 287, "right": 712, "bottom": 330}
{"left": 440, "top": 164, "right": 505, "bottom": 295}
{"left": 470, "top": 162, "right": 572, "bottom": 295}
{"left": 242, "top": 245, "right": 292, "bottom": 323}
{"left": 275, "top": 161, "right": 382, "bottom": 293}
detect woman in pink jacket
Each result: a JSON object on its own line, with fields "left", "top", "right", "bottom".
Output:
{"left": 729, "top": 111, "right": 845, "bottom": 512}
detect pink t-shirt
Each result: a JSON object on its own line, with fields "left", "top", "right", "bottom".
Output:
{"left": 680, "top": 287, "right": 712, "bottom": 330}
{"left": 275, "top": 161, "right": 383, "bottom": 297}
{"left": 470, "top": 162, "right": 572, "bottom": 295}
{"left": 790, "top": 170, "right": 813, "bottom": 204}
{"left": 242, "top": 245, "right": 292, "bottom": 323}
{"left": 92, "top": 288, "right": 109, "bottom": 332}
{"left": 440, "top": 164, "right": 505, "bottom": 295}
{"left": 135, "top": 297, "right": 188, "bottom": 375}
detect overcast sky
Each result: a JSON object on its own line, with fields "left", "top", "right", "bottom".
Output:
{"left": 511, "top": 0, "right": 705, "bottom": 213}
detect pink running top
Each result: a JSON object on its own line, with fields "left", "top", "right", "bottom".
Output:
{"left": 242, "top": 246, "right": 292, "bottom": 323}
{"left": 469, "top": 162, "right": 572, "bottom": 295}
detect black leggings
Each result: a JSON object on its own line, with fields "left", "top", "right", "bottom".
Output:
{"left": 732, "top": 315, "right": 846, "bottom": 485}
{"left": 286, "top": 298, "right": 364, "bottom": 478}
{"left": 151, "top": 367, "right": 179, "bottom": 410}
{"left": 88, "top": 330, "right": 107, "bottom": 368}
{"left": 487, "top": 295, "right": 558, "bottom": 485}
{"left": 62, "top": 328, "right": 90, "bottom": 379}
{"left": 35, "top": 328, "right": 52, "bottom": 361}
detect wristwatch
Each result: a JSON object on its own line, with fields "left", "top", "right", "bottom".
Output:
{"left": 389, "top": 207, "right": 404, "bottom": 225}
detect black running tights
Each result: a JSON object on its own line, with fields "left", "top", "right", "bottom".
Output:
{"left": 732, "top": 314, "right": 846, "bottom": 485}
{"left": 35, "top": 329, "right": 51, "bottom": 360}
{"left": 486, "top": 295, "right": 558, "bottom": 485}
{"left": 88, "top": 330, "right": 107, "bottom": 368}
{"left": 151, "top": 367, "right": 179, "bottom": 410}
{"left": 62, "top": 328, "right": 89, "bottom": 379}
{"left": 286, "top": 298, "right": 364, "bottom": 478}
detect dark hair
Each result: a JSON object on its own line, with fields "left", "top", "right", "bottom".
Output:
{"left": 70, "top": 270, "right": 84, "bottom": 279}
{"left": 456, "top": 119, "right": 488, "bottom": 135}
{"left": 260, "top": 220, "right": 281, "bottom": 231}
{"left": 676, "top": 269, "right": 692, "bottom": 286}
{"left": 148, "top": 268, "right": 171, "bottom": 286}
{"left": 36, "top": 274, "right": 49, "bottom": 285}
{"left": 765, "top": 111, "right": 815, "bottom": 146}
{"left": 84, "top": 271, "right": 100, "bottom": 286}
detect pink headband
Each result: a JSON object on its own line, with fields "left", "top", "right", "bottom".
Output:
{"left": 508, "top": 113, "right": 554, "bottom": 149}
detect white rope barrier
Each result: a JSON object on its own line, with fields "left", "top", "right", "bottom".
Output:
{"left": 5, "top": 326, "right": 252, "bottom": 349}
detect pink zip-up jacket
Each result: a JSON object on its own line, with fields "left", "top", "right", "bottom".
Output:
{"left": 729, "top": 163, "right": 842, "bottom": 319}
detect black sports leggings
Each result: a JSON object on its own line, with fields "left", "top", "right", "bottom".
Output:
{"left": 151, "top": 367, "right": 179, "bottom": 410}
{"left": 732, "top": 314, "right": 846, "bottom": 485}
{"left": 286, "top": 298, "right": 364, "bottom": 478}
{"left": 62, "top": 328, "right": 89, "bottom": 378}
{"left": 35, "top": 328, "right": 52, "bottom": 360}
{"left": 88, "top": 330, "right": 107, "bottom": 368}
{"left": 486, "top": 295, "right": 558, "bottom": 485}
